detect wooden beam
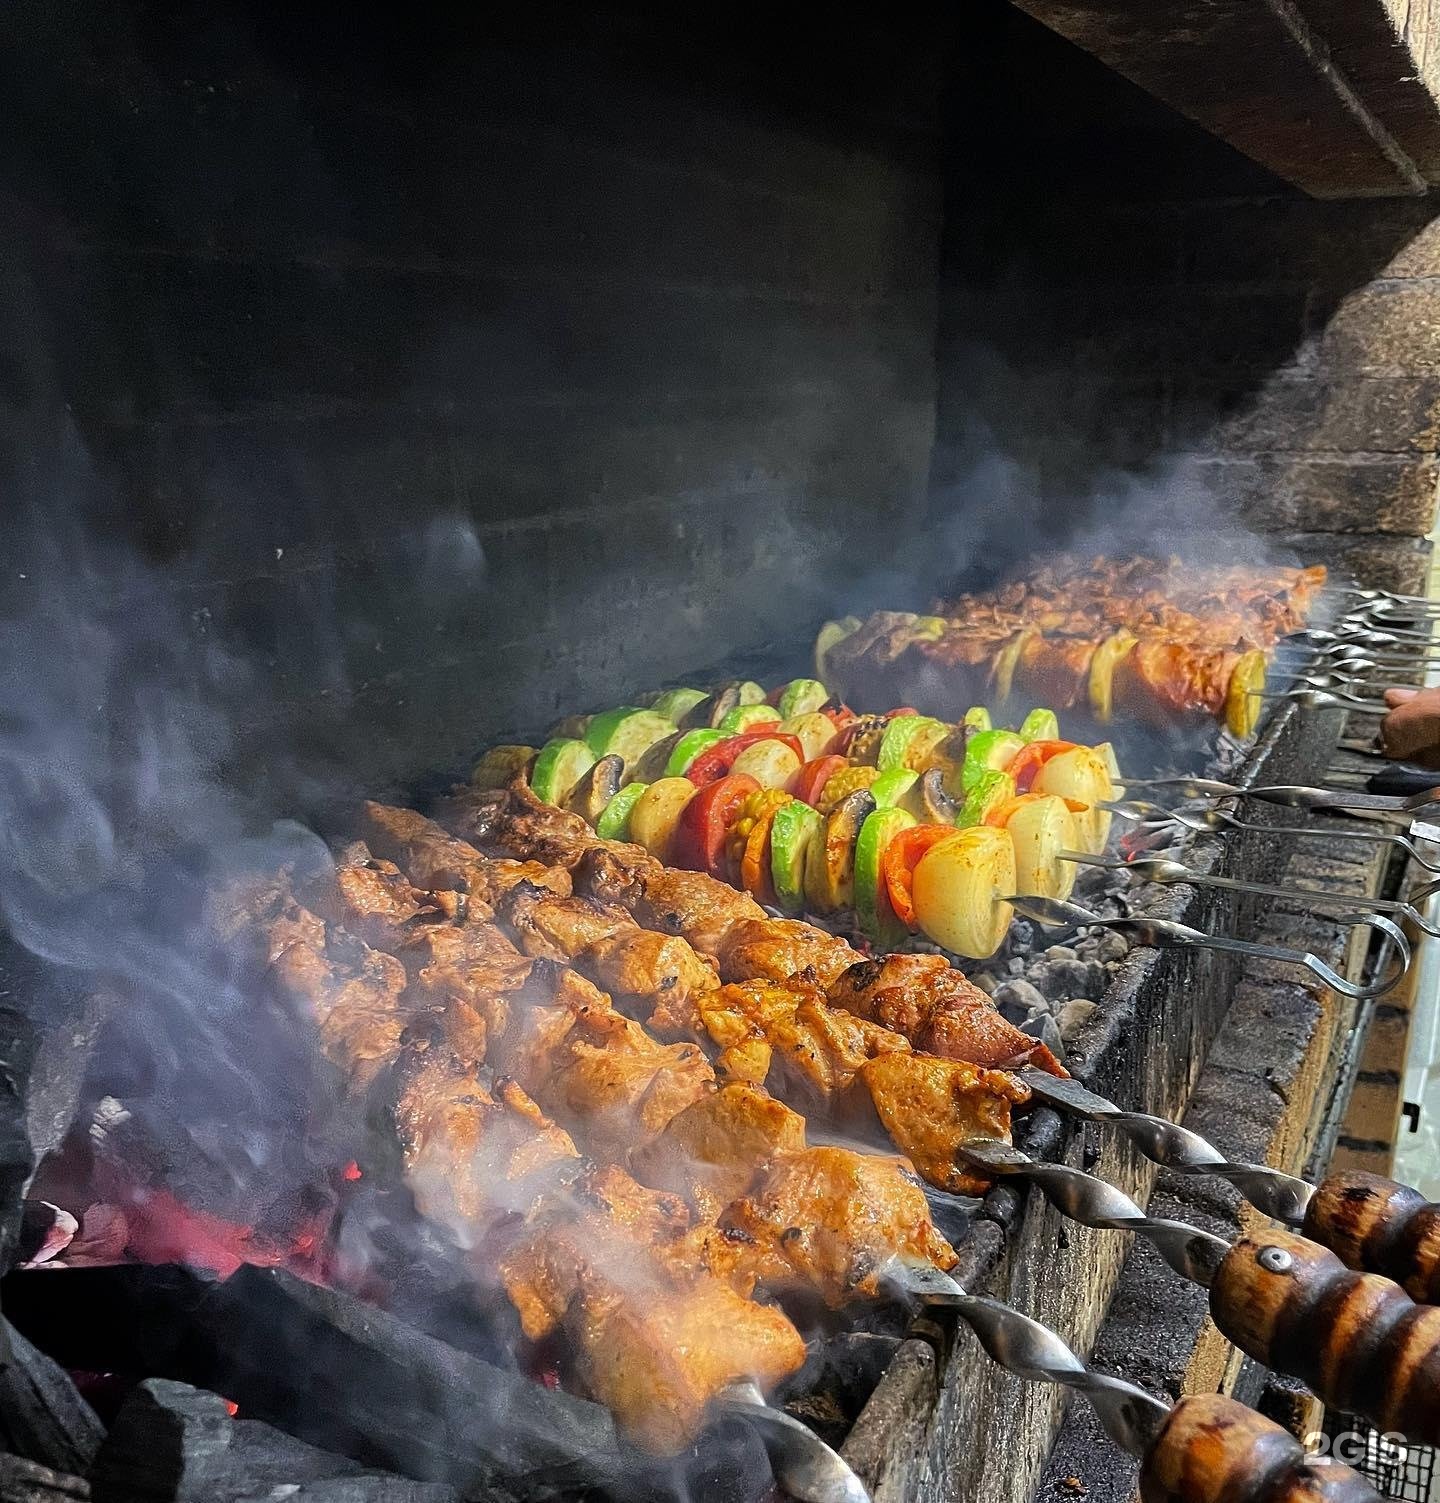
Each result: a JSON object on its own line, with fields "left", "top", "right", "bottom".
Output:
{"left": 1008, "top": 0, "right": 1440, "bottom": 197}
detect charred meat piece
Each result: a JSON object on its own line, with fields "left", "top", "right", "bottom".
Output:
{"left": 698, "top": 979, "right": 908, "bottom": 1099}
{"left": 721, "top": 1145, "right": 958, "bottom": 1307}
{"left": 499, "top": 882, "right": 633, "bottom": 961}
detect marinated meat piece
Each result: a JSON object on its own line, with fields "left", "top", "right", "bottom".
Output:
{"left": 699, "top": 981, "right": 908, "bottom": 1100}
{"left": 358, "top": 801, "right": 571, "bottom": 902}
{"left": 716, "top": 917, "right": 863, "bottom": 990}
{"left": 630, "top": 1082, "right": 807, "bottom": 1217}
{"left": 500, "top": 883, "right": 632, "bottom": 961}
{"left": 625, "top": 867, "right": 767, "bottom": 957}
{"left": 582, "top": 928, "right": 719, "bottom": 1035}
{"left": 326, "top": 857, "right": 431, "bottom": 949}
{"left": 1117, "top": 639, "right": 1239, "bottom": 721}
{"left": 721, "top": 1146, "right": 957, "bottom": 1306}
{"left": 858, "top": 1051, "right": 1030, "bottom": 1195}
{"left": 1014, "top": 634, "right": 1099, "bottom": 711}
{"left": 400, "top": 921, "right": 533, "bottom": 1041}
{"left": 828, "top": 954, "right": 1066, "bottom": 1076}
{"left": 576, "top": 1273, "right": 805, "bottom": 1454}
{"left": 391, "top": 1049, "right": 577, "bottom": 1241}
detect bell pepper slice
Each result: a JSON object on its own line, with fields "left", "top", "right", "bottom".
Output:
{"left": 672, "top": 773, "right": 761, "bottom": 876}
{"left": 881, "top": 824, "right": 966, "bottom": 929}
{"left": 686, "top": 731, "right": 805, "bottom": 787}
{"left": 792, "top": 754, "right": 848, "bottom": 807}
{"left": 739, "top": 796, "right": 791, "bottom": 905}
{"left": 1007, "top": 738, "right": 1079, "bottom": 793}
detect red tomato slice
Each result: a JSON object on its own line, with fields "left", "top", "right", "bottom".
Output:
{"left": 822, "top": 703, "right": 856, "bottom": 728}
{"left": 884, "top": 707, "right": 919, "bottom": 718}
{"left": 881, "top": 825, "right": 962, "bottom": 929}
{"left": 687, "top": 732, "right": 805, "bottom": 787}
{"left": 1008, "top": 739, "right": 1079, "bottom": 793}
{"left": 791, "top": 754, "right": 848, "bottom": 807}
{"left": 672, "top": 774, "right": 761, "bottom": 875}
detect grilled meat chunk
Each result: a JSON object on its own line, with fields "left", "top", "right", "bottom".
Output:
{"left": 721, "top": 1145, "right": 957, "bottom": 1306}
{"left": 715, "top": 917, "right": 863, "bottom": 991}
{"left": 359, "top": 801, "right": 571, "bottom": 902}
{"left": 828, "top": 953, "right": 1066, "bottom": 1075}
{"left": 859, "top": 1051, "right": 1030, "bottom": 1195}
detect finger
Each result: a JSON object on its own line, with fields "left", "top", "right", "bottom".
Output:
{"left": 1385, "top": 687, "right": 1421, "bottom": 707}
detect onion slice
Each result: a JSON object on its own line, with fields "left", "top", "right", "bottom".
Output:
{"left": 911, "top": 825, "right": 1015, "bottom": 959}
{"left": 1032, "top": 745, "right": 1114, "bottom": 854}
{"left": 1006, "top": 794, "right": 1078, "bottom": 900}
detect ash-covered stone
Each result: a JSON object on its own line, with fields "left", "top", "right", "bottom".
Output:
{"left": 1019, "top": 1012, "right": 1063, "bottom": 1060}
{"left": 1056, "top": 1000, "right": 1099, "bottom": 1042}
{"left": 990, "top": 979, "right": 1047, "bottom": 1021}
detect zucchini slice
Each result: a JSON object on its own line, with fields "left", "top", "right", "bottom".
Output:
{"left": 649, "top": 687, "right": 708, "bottom": 723}
{"left": 729, "top": 738, "right": 803, "bottom": 789}
{"left": 585, "top": 708, "right": 677, "bottom": 768}
{"left": 596, "top": 781, "right": 649, "bottom": 841}
{"left": 1088, "top": 631, "right": 1137, "bottom": 724}
{"left": 471, "top": 744, "right": 537, "bottom": 790}
{"left": 855, "top": 806, "right": 917, "bottom": 947}
{"left": 1224, "top": 649, "right": 1267, "bottom": 739}
{"left": 629, "top": 777, "right": 700, "bottom": 861}
{"left": 770, "top": 799, "right": 824, "bottom": 915}
{"left": 717, "top": 703, "right": 783, "bottom": 736}
{"left": 777, "top": 678, "right": 830, "bottom": 719}
{"left": 531, "top": 738, "right": 597, "bottom": 806}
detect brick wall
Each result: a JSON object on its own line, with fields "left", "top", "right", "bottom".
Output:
{"left": 0, "top": 0, "right": 944, "bottom": 796}
{"left": 933, "top": 6, "right": 1440, "bottom": 596}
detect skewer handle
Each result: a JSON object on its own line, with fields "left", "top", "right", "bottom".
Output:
{"left": 1141, "top": 1393, "right": 1380, "bottom": 1503}
{"left": 1303, "top": 1173, "right": 1440, "bottom": 1305}
{"left": 1209, "top": 1230, "right": 1440, "bottom": 1444}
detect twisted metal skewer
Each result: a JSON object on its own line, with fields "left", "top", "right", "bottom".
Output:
{"left": 1012, "top": 1070, "right": 1314, "bottom": 1225}
{"left": 716, "top": 1384, "right": 872, "bottom": 1503}
{"left": 1001, "top": 894, "right": 1408, "bottom": 1000}
{"left": 955, "top": 1139, "right": 1229, "bottom": 1287}
{"left": 887, "top": 1262, "right": 1170, "bottom": 1459}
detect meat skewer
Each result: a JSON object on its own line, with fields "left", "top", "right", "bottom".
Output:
{"left": 232, "top": 862, "right": 866, "bottom": 1491}
{"left": 954, "top": 1138, "right": 1440, "bottom": 1446}
{"left": 440, "top": 785, "right": 1065, "bottom": 1075}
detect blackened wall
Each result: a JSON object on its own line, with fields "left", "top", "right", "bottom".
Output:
{"left": 933, "top": 5, "right": 1440, "bottom": 597}
{"left": 0, "top": 1, "right": 944, "bottom": 798}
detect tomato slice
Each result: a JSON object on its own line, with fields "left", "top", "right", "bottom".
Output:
{"left": 884, "top": 707, "right": 919, "bottom": 718}
{"left": 822, "top": 703, "right": 857, "bottom": 729}
{"left": 687, "top": 732, "right": 805, "bottom": 787}
{"left": 672, "top": 774, "right": 761, "bottom": 875}
{"left": 881, "top": 825, "right": 962, "bottom": 929}
{"left": 792, "top": 754, "right": 848, "bottom": 807}
{"left": 1008, "top": 739, "right": 1079, "bottom": 793}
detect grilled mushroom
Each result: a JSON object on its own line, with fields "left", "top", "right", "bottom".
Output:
{"left": 565, "top": 755, "right": 625, "bottom": 825}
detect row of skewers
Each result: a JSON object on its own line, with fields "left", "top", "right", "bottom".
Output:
{"left": 470, "top": 678, "right": 1120, "bottom": 959}
{"left": 209, "top": 749, "right": 1440, "bottom": 1503}
{"left": 814, "top": 558, "right": 1331, "bottom": 735}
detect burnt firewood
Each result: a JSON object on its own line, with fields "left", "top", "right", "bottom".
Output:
{"left": 0, "top": 1322, "right": 103, "bottom": 1476}
{"left": 89, "top": 1379, "right": 458, "bottom": 1503}
{"left": 3, "top": 1265, "right": 638, "bottom": 1500}
{"left": 0, "top": 1455, "right": 89, "bottom": 1503}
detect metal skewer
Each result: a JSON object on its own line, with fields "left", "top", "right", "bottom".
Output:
{"left": 999, "top": 893, "right": 1406, "bottom": 1000}
{"left": 949, "top": 1143, "right": 1440, "bottom": 1444}
{"left": 1013, "top": 1070, "right": 1440, "bottom": 1307}
{"left": 717, "top": 1384, "right": 871, "bottom": 1503}
{"left": 1108, "top": 775, "right": 1440, "bottom": 814}
{"left": 889, "top": 1262, "right": 1386, "bottom": 1503}
{"left": 1064, "top": 850, "right": 1430, "bottom": 944}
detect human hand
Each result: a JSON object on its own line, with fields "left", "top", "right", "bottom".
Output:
{"left": 1379, "top": 686, "right": 1440, "bottom": 768}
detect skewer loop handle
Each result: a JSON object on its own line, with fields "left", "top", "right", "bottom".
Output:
{"left": 1209, "top": 1230, "right": 1440, "bottom": 1445}
{"left": 1303, "top": 1172, "right": 1440, "bottom": 1305}
{"left": 1141, "top": 1393, "right": 1380, "bottom": 1503}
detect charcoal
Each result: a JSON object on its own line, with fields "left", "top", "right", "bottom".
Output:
{"left": 4, "top": 1265, "right": 648, "bottom": 1501}
{"left": 0, "top": 1321, "right": 103, "bottom": 1476}
{"left": 0, "top": 1455, "right": 89, "bottom": 1503}
{"left": 1019, "top": 1013, "right": 1063, "bottom": 1060}
{"left": 89, "top": 1379, "right": 457, "bottom": 1503}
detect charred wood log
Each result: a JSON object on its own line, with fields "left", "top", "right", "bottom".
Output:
{"left": 89, "top": 1379, "right": 457, "bottom": 1503}
{"left": 0, "top": 1322, "right": 103, "bottom": 1477}
{"left": 0, "top": 1455, "right": 89, "bottom": 1503}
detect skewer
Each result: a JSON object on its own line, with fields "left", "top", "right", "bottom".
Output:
{"left": 998, "top": 893, "right": 1407, "bottom": 1001}
{"left": 1064, "top": 850, "right": 1434, "bottom": 941}
{"left": 1250, "top": 687, "right": 1392, "bottom": 715}
{"left": 950, "top": 1141, "right": 1440, "bottom": 1445}
{"left": 1108, "top": 775, "right": 1440, "bottom": 814}
{"left": 716, "top": 1385, "right": 871, "bottom": 1503}
{"left": 1011, "top": 1070, "right": 1440, "bottom": 1305}
{"left": 894, "top": 1263, "right": 1388, "bottom": 1503}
